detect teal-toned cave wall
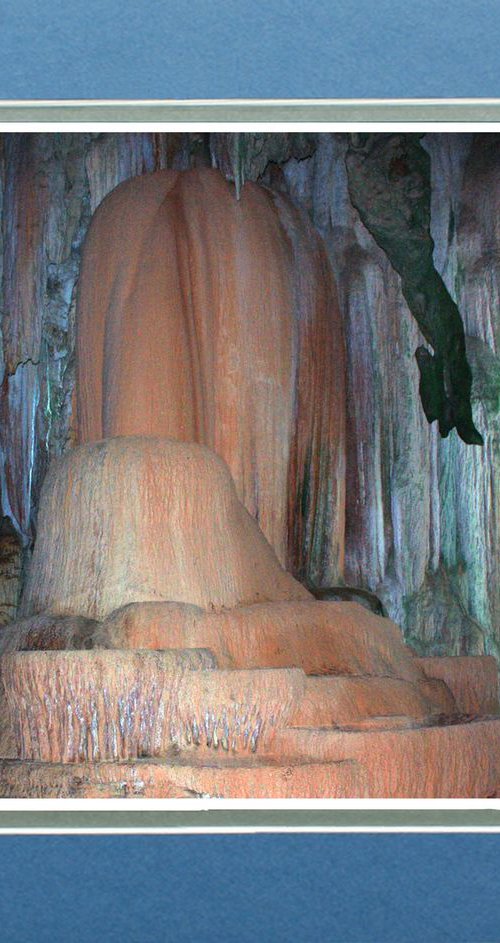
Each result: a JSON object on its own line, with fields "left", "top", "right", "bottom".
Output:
{"left": 281, "top": 133, "right": 500, "bottom": 659}
{"left": 0, "top": 131, "right": 499, "bottom": 662}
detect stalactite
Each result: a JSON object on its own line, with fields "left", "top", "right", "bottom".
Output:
{"left": 345, "top": 132, "right": 483, "bottom": 446}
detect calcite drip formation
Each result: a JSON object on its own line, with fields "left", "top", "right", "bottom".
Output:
{"left": 1, "top": 168, "right": 499, "bottom": 798}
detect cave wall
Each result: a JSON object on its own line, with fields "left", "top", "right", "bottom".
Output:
{"left": 281, "top": 133, "right": 500, "bottom": 658}
{"left": 0, "top": 131, "right": 499, "bottom": 662}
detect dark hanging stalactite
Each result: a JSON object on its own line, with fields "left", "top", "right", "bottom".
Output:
{"left": 345, "top": 132, "right": 483, "bottom": 446}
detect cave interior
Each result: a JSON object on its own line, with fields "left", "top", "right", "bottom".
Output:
{"left": 0, "top": 131, "right": 499, "bottom": 798}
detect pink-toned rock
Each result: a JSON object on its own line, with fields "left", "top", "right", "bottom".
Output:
{"left": 19, "top": 437, "right": 310, "bottom": 621}
{"left": 417, "top": 678, "right": 458, "bottom": 717}
{"left": 97, "top": 599, "right": 426, "bottom": 682}
{"left": 0, "top": 757, "right": 368, "bottom": 799}
{"left": 1, "top": 650, "right": 304, "bottom": 762}
{"left": 75, "top": 167, "right": 346, "bottom": 581}
{"left": 288, "top": 675, "right": 454, "bottom": 729}
{"left": 417, "top": 655, "right": 500, "bottom": 717}
{"left": 278, "top": 719, "right": 500, "bottom": 797}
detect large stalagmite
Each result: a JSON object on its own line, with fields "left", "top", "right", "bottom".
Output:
{"left": 75, "top": 167, "right": 346, "bottom": 584}
{"left": 1, "top": 165, "right": 500, "bottom": 799}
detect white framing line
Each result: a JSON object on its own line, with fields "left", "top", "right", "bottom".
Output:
{"left": 3, "top": 122, "right": 500, "bottom": 134}
{"left": 1, "top": 98, "right": 500, "bottom": 106}
{"left": 0, "top": 115, "right": 499, "bottom": 825}
{"left": 0, "top": 799, "right": 499, "bottom": 810}
{"left": 3, "top": 826, "right": 498, "bottom": 832}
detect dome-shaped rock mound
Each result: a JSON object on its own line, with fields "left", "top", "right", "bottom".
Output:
{"left": 20, "top": 436, "right": 311, "bottom": 621}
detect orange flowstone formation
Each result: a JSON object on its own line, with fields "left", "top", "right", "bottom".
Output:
{"left": 1, "top": 167, "right": 499, "bottom": 798}
{"left": 19, "top": 437, "right": 309, "bottom": 620}
{"left": 75, "top": 167, "right": 346, "bottom": 583}
{"left": 3, "top": 651, "right": 302, "bottom": 763}
{"left": 415, "top": 656, "right": 500, "bottom": 717}
{"left": 1, "top": 436, "right": 499, "bottom": 797}
{"left": 0, "top": 758, "right": 367, "bottom": 800}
